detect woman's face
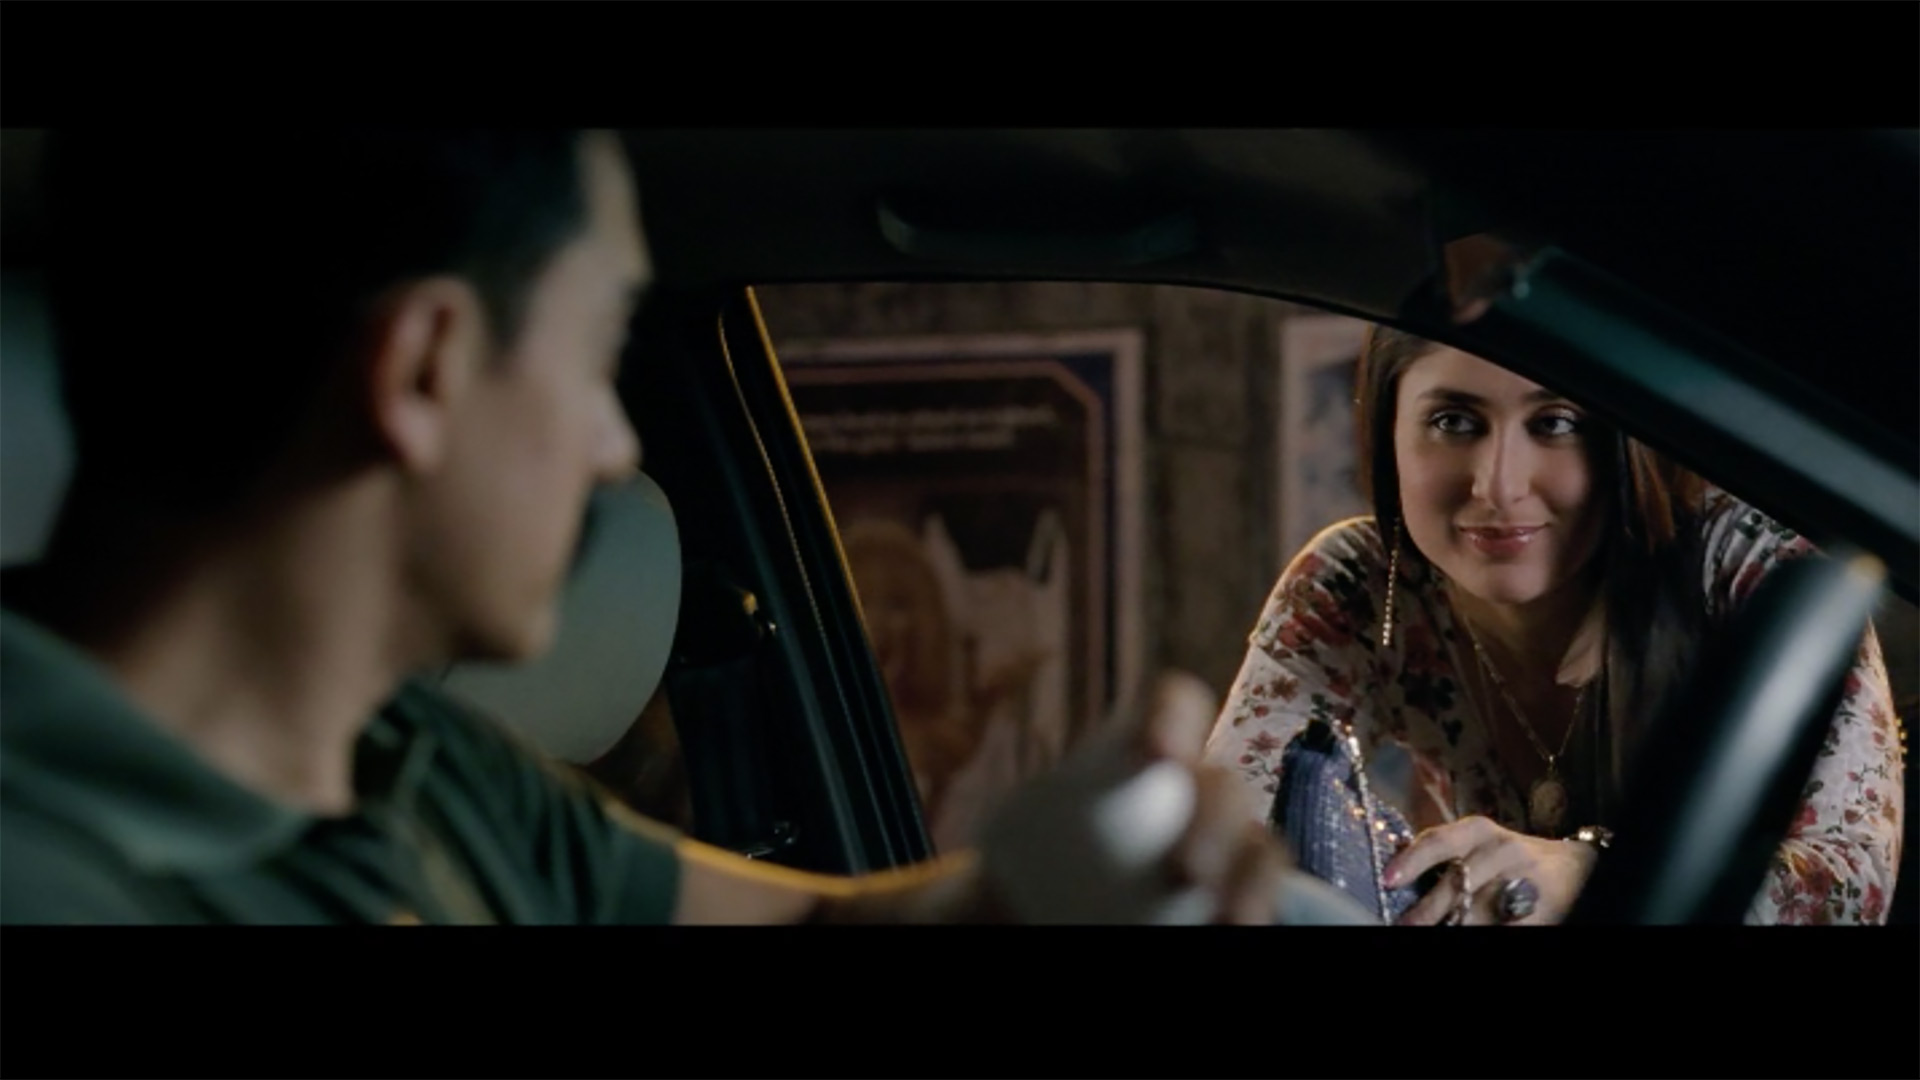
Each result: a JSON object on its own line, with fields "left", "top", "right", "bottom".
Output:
{"left": 1393, "top": 347, "right": 1607, "bottom": 609}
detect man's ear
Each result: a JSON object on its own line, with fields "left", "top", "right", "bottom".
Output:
{"left": 359, "top": 278, "right": 490, "bottom": 474}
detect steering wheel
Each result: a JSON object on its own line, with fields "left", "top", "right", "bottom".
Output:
{"left": 1567, "top": 549, "right": 1885, "bottom": 924}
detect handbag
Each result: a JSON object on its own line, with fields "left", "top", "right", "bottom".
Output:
{"left": 1269, "top": 719, "right": 1440, "bottom": 923}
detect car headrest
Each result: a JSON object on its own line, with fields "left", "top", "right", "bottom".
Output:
{"left": 2, "top": 272, "right": 74, "bottom": 568}
{"left": 439, "top": 475, "right": 682, "bottom": 764}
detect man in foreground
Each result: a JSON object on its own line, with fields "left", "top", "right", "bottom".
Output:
{"left": 0, "top": 129, "right": 1285, "bottom": 925}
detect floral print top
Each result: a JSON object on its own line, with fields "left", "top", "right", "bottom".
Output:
{"left": 1204, "top": 490, "right": 1905, "bottom": 924}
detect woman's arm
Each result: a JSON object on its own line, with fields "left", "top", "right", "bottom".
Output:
{"left": 1702, "top": 495, "right": 1905, "bottom": 923}
{"left": 1748, "top": 623, "right": 1903, "bottom": 924}
{"left": 1204, "top": 521, "right": 1391, "bottom": 828}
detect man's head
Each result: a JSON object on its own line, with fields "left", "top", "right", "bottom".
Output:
{"left": 46, "top": 129, "right": 651, "bottom": 661}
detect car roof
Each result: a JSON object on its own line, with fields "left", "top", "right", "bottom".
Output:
{"left": 627, "top": 128, "right": 1915, "bottom": 434}
{"left": 629, "top": 129, "right": 1435, "bottom": 315}
{"left": 625, "top": 128, "right": 1920, "bottom": 596}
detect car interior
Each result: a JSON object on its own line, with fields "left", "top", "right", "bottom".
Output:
{"left": 1, "top": 128, "right": 1913, "bottom": 923}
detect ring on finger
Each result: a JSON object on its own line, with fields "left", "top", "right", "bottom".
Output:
{"left": 1496, "top": 876, "right": 1540, "bottom": 923}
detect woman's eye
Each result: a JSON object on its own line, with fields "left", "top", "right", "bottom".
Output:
{"left": 1532, "top": 412, "right": 1583, "bottom": 438}
{"left": 1428, "top": 410, "right": 1479, "bottom": 436}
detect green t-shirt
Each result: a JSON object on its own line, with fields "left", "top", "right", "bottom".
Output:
{"left": 0, "top": 611, "right": 683, "bottom": 925}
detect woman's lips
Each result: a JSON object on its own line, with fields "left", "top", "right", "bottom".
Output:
{"left": 1459, "top": 525, "right": 1544, "bottom": 558}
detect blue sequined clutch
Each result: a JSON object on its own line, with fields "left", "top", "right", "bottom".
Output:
{"left": 1269, "top": 720, "right": 1436, "bottom": 923}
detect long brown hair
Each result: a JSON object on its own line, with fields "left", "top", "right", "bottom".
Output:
{"left": 1355, "top": 324, "right": 1709, "bottom": 816}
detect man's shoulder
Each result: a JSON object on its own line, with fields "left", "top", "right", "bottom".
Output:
{"left": 384, "top": 675, "right": 492, "bottom": 735}
{"left": 379, "top": 676, "right": 627, "bottom": 832}
{"left": 380, "top": 676, "right": 685, "bottom": 925}
{"left": 381, "top": 675, "right": 565, "bottom": 781}
{"left": 0, "top": 798, "right": 168, "bottom": 924}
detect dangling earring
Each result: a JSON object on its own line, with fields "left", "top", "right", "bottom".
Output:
{"left": 1380, "top": 521, "right": 1401, "bottom": 649}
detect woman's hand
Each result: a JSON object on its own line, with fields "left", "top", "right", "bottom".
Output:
{"left": 1383, "top": 816, "right": 1597, "bottom": 925}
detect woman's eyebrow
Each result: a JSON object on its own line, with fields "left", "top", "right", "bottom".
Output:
{"left": 1416, "top": 386, "right": 1569, "bottom": 406}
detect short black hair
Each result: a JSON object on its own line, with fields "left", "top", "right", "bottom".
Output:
{"left": 45, "top": 128, "right": 590, "bottom": 510}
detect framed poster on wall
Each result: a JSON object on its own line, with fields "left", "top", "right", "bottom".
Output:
{"left": 778, "top": 329, "right": 1144, "bottom": 852}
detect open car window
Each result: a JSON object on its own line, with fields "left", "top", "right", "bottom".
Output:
{"left": 746, "top": 280, "right": 1917, "bottom": 871}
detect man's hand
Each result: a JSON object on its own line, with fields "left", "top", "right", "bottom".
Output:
{"left": 977, "top": 671, "right": 1290, "bottom": 924}
{"left": 670, "top": 671, "right": 1289, "bottom": 925}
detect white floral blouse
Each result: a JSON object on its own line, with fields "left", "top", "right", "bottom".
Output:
{"left": 1204, "top": 491, "right": 1905, "bottom": 924}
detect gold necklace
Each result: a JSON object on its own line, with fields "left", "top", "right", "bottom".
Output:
{"left": 1459, "top": 618, "right": 1587, "bottom": 835}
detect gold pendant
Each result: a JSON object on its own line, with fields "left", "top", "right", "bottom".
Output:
{"left": 1528, "top": 775, "right": 1568, "bottom": 835}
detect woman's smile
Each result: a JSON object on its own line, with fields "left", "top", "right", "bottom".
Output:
{"left": 1458, "top": 524, "right": 1546, "bottom": 559}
